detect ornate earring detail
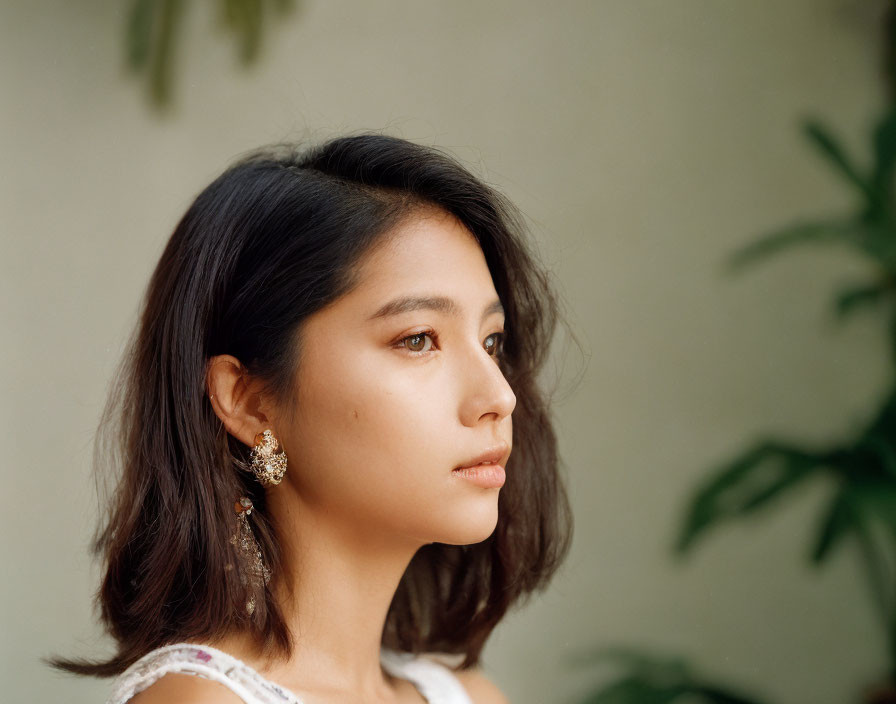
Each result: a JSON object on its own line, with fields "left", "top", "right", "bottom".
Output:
{"left": 249, "top": 430, "right": 287, "bottom": 486}
{"left": 229, "top": 497, "right": 271, "bottom": 616}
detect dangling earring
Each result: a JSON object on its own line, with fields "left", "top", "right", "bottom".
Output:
{"left": 226, "top": 431, "right": 285, "bottom": 615}
{"left": 249, "top": 430, "right": 288, "bottom": 486}
{"left": 229, "top": 497, "right": 271, "bottom": 616}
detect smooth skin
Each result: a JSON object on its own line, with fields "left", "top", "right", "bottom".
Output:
{"left": 130, "top": 208, "right": 514, "bottom": 703}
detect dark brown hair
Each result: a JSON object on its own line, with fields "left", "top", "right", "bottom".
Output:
{"left": 48, "top": 134, "right": 574, "bottom": 677}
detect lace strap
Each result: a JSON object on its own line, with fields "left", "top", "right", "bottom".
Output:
{"left": 105, "top": 644, "right": 300, "bottom": 704}
{"left": 107, "top": 643, "right": 472, "bottom": 704}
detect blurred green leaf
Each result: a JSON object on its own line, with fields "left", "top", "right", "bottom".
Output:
{"left": 852, "top": 220, "right": 896, "bottom": 267}
{"left": 847, "top": 480, "right": 896, "bottom": 539}
{"left": 126, "top": 0, "right": 155, "bottom": 70}
{"left": 833, "top": 281, "right": 890, "bottom": 319}
{"left": 575, "top": 677, "right": 687, "bottom": 704}
{"left": 802, "top": 119, "right": 874, "bottom": 201}
{"left": 675, "top": 442, "right": 822, "bottom": 554}
{"left": 222, "top": 0, "right": 264, "bottom": 63}
{"left": 147, "top": 0, "right": 183, "bottom": 107}
{"left": 126, "top": 0, "right": 298, "bottom": 107}
{"left": 856, "top": 431, "right": 896, "bottom": 481}
{"left": 689, "top": 685, "right": 770, "bottom": 704}
{"left": 809, "top": 490, "right": 852, "bottom": 564}
{"left": 724, "top": 220, "right": 860, "bottom": 273}
{"left": 570, "top": 650, "right": 772, "bottom": 704}
{"left": 871, "top": 107, "right": 896, "bottom": 202}
{"left": 844, "top": 488, "right": 895, "bottom": 624}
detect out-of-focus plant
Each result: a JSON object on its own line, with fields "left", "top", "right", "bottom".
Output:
{"left": 124, "top": 0, "right": 297, "bottom": 108}
{"left": 571, "top": 10, "right": 896, "bottom": 702}
{"left": 568, "top": 646, "right": 768, "bottom": 704}
{"left": 675, "top": 103, "right": 896, "bottom": 693}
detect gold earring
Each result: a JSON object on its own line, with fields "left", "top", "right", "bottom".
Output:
{"left": 249, "top": 430, "right": 287, "bottom": 486}
{"left": 229, "top": 497, "right": 271, "bottom": 616}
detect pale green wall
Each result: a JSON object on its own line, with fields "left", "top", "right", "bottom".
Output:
{"left": 1, "top": 1, "right": 889, "bottom": 703}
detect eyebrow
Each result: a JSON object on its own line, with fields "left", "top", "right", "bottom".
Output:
{"left": 367, "top": 295, "right": 505, "bottom": 323}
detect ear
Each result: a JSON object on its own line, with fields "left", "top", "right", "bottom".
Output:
{"left": 206, "top": 354, "right": 277, "bottom": 449}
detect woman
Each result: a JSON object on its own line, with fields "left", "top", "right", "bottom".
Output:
{"left": 49, "top": 134, "right": 573, "bottom": 703}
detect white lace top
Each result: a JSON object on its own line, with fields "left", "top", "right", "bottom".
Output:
{"left": 105, "top": 642, "right": 474, "bottom": 704}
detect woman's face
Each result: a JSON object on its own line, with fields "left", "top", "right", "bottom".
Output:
{"left": 276, "top": 208, "right": 516, "bottom": 547}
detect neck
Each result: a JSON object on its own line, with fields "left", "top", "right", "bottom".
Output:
{"left": 213, "top": 481, "right": 425, "bottom": 698}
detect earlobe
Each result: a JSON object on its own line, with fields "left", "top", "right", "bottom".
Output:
{"left": 206, "top": 354, "right": 274, "bottom": 449}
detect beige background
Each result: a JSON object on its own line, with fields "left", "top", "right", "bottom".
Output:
{"left": 2, "top": 1, "right": 890, "bottom": 702}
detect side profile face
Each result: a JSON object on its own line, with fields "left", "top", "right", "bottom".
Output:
{"left": 274, "top": 207, "right": 516, "bottom": 547}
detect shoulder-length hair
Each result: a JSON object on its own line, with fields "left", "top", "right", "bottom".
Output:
{"left": 48, "top": 134, "right": 573, "bottom": 677}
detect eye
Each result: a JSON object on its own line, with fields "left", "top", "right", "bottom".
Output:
{"left": 484, "top": 331, "right": 505, "bottom": 358}
{"left": 399, "top": 331, "right": 436, "bottom": 355}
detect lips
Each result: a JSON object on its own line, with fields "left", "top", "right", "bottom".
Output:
{"left": 454, "top": 444, "right": 510, "bottom": 470}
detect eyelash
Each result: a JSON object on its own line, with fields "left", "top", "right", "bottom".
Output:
{"left": 396, "top": 329, "right": 506, "bottom": 359}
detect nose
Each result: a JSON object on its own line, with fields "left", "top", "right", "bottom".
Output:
{"left": 458, "top": 345, "right": 517, "bottom": 427}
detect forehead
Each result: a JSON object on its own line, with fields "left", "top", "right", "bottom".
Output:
{"left": 352, "top": 209, "right": 497, "bottom": 305}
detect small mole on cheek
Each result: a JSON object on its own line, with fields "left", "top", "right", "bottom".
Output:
{"left": 353, "top": 409, "right": 359, "bottom": 420}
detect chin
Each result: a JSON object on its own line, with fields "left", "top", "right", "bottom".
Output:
{"left": 436, "top": 495, "right": 500, "bottom": 546}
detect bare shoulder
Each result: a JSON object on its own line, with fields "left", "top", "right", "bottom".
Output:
{"left": 126, "top": 672, "right": 246, "bottom": 704}
{"left": 453, "top": 668, "right": 510, "bottom": 704}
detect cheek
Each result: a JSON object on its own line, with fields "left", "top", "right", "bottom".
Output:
{"left": 281, "top": 340, "right": 503, "bottom": 546}
{"left": 287, "top": 345, "right": 453, "bottom": 510}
